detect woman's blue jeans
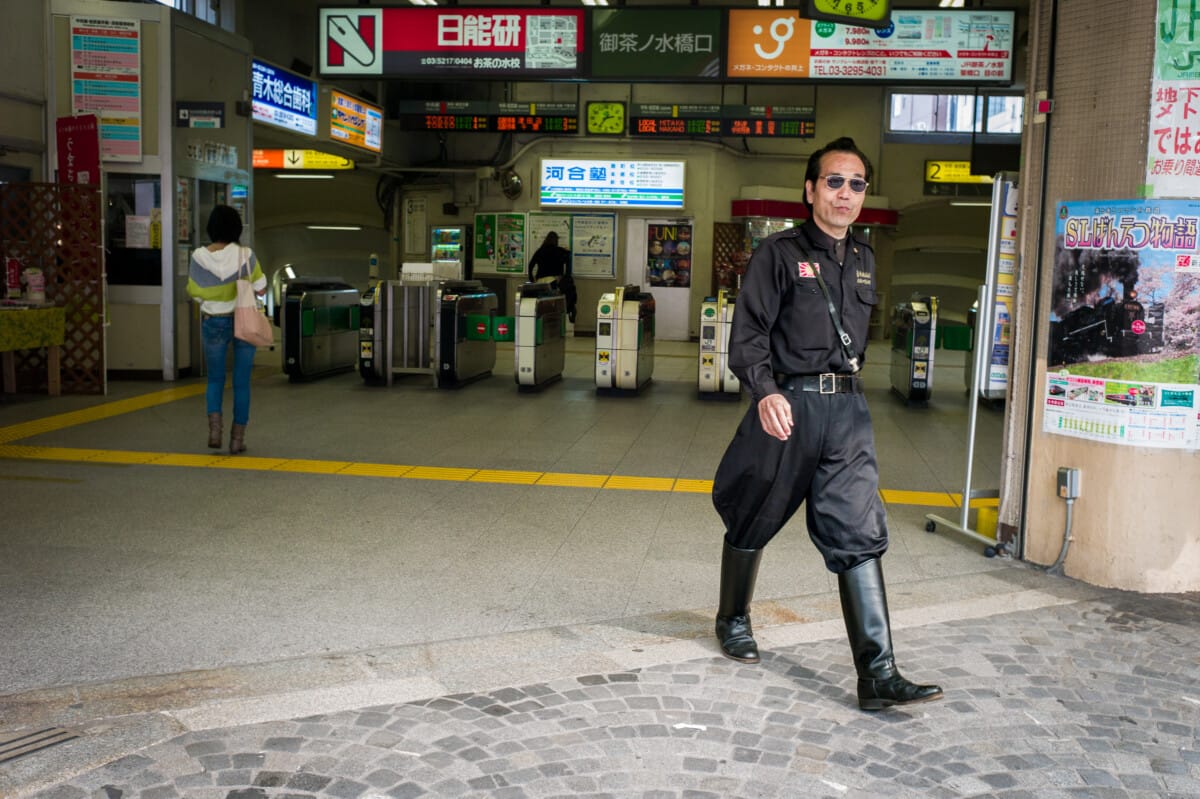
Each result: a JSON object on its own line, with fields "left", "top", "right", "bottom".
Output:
{"left": 202, "top": 315, "right": 256, "bottom": 425}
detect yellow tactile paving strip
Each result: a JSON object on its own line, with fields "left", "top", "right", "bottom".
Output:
{"left": 0, "top": 387, "right": 994, "bottom": 507}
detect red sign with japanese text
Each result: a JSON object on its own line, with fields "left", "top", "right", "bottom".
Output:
{"left": 56, "top": 115, "right": 101, "bottom": 185}
{"left": 320, "top": 8, "right": 584, "bottom": 79}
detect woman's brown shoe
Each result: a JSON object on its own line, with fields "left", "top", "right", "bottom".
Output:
{"left": 207, "top": 413, "right": 222, "bottom": 449}
{"left": 229, "top": 423, "right": 246, "bottom": 454}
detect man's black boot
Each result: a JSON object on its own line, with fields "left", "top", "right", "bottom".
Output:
{"left": 715, "top": 541, "right": 763, "bottom": 663}
{"left": 838, "top": 558, "right": 943, "bottom": 710}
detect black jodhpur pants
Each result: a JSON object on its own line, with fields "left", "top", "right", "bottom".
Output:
{"left": 712, "top": 388, "right": 888, "bottom": 573}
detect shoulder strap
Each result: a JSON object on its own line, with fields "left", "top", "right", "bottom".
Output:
{"left": 779, "top": 234, "right": 860, "bottom": 373}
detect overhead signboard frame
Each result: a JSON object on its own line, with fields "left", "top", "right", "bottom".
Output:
{"left": 589, "top": 8, "right": 723, "bottom": 81}
{"left": 251, "top": 58, "right": 318, "bottom": 136}
{"left": 539, "top": 159, "right": 686, "bottom": 210}
{"left": 725, "top": 8, "right": 1015, "bottom": 84}
{"left": 327, "top": 88, "right": 383, "bottom": 153}
{"left": 319, "top": 7, "right": 585, "bottom": 80}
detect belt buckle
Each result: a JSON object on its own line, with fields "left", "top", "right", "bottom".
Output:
{"left": 819, "top": 372, "right": 835, "bottom": 394}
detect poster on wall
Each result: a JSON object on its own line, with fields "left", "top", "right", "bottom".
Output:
{"left": 528, "top": 212, "right": 573, "bottom": 268}
{"left": 1146, "top": 0, "right": 1200, "bottom": 198}
{"left": 571, "top": 214, "right": 617, "bottom": 279}
{"left": 473, "top": 212, "right": 527, "bottom": 274}
{"left": 1044, "top": 199, "right": 1200, "bottom": 449}
{"left": 404, "top": 198, "right": 427, "bottom": 256}
{"left": 645, "top": 222, "right": 693, "bottom": 288}
{"left": 70, "top": 16, "right": 142, "bottom": 162}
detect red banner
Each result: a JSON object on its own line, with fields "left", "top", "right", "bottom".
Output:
{"left": 56, "top": 115, "right": 101, "bottom": 185}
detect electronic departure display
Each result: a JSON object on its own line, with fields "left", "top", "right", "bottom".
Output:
{"left": 628, "top": 104, "right": 816, "bottom": 138}
{"left": 396, "top": 101, "right": 578, "bottom": 134}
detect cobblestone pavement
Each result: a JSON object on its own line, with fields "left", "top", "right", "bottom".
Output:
{"left": 20, "top": 590, "right": 1200, "bottom": 799}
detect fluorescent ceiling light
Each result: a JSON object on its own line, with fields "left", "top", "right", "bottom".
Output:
{"left": 274, "top": 173, "right": 335, "bottom": 180}
{"left": 939, "top": 0, "right": 965, "bottom": 7}
{"left": 306, "top": 225, "right": 363, "bottom": 231}
{"left": 949, "top": 200, "right": 993, "bottom": 207}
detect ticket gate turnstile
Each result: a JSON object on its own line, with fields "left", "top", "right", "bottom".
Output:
{"left": 595, "top": 284, "right": 655, "bottom": 393}
{"left": 890, "top": 296, "right": 938, "bottom": 403}
{"left": 359, "top": 279, "right": 439, "bottom": 387}
{"left": 436, "top": 279, "right": 498, "bottom": 388}
{"left": 281, "top": 278, "right": 360, "bottom": 382}
{"left": 513, "top": 282, "right": 566, "bottom": 390}
{"left": 698, "top": 289, "right": 740, "bottom": 398}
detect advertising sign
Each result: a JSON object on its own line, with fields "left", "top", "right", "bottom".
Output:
{"left": 320, "top": 7, "right": 583, "bottom": 79}
{"left": 646, "top": 222, "right": 694, "bottom": 288}
{"left": 540, "top": 159, "right": 685, "bottom": 209}
{"left": 251, "top": 59, "right": 317, "bottom": 136}
{"left": 590, "top": 9, "right": 721, "bottom": 80}
{"left": 329, "top": 89, "right": 383, "bottom": 153}
{"left": 1145, "top": 0, "right": 1200, "bottom": 198}
{"left": 252, "top": 149, "right": 353, "bottom": 170}
{"left": 56, "top": 115, "right": 101, "bottom": 185}
{"left": 473, "top": 212, "right": 527, "bottom": 275}
{"left": 1044, "top": 199, "right": 1200, "bottom": 449}
{"left": 70, "top": 15, "right": 142, "bottom": 162}
{"left": 725, "top": 9, "right": 1014, "bottom": 83}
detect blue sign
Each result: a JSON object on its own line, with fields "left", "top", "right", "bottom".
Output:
{"left": 251, "top": 59, "right": 317, "bottom": 136}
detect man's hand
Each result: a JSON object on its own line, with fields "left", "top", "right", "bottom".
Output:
{"left": 757, "top": 393, "right": 793, "bottom": 441}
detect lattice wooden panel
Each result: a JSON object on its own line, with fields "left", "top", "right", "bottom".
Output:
{"left": 710, "top": 222, "right": 746, "bottom": 297}
{"left": 1, "top": 183, "right": 104, "bottom": 394}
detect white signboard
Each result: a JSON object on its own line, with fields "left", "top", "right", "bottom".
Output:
{"left": 540, "top": 159, "right": 685, "bottom": 209}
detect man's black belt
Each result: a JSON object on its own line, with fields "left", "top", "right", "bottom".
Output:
{"left": 775, "top": 372, "right": 862, "bottom": 394}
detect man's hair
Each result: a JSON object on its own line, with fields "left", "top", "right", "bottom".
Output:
{"left": 803, "top": 137, "right": 874, "bottom": 215}
{"left": 206, "top": 204, "right": 243, "bottom": 244}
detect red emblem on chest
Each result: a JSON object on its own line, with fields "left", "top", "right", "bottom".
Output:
{"left": 797, "top": 261, "right": 818, "bottom": 278}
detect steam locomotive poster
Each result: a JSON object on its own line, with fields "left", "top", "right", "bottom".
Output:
{"left": 1045, "top": 199, "right": 1200, "bottom": 449}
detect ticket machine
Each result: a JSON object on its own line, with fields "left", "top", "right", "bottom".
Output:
{"left": 513, "top": 281, "right": 566, "bottom": 390}
{"left": 698, "top": 289, "right": 740, "bottom": 398}
{"left": 595, "top": 284, "right": 655, "bottom": 393}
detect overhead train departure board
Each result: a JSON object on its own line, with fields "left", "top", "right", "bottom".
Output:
{"left": 396, "top": 101, "right": 578, "bottom": 134}
{"left": 629, "top": 104, "right": 816, "bottom": 138}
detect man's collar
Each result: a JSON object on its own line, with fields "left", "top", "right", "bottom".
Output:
{"left": 798, "top": 221, "right": 845, "bottom": 251}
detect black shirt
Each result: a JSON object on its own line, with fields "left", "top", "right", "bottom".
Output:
{"left": 529, "top": 245, "right": 571, "bottom": 282}
{"left": 728, "top": 222, "right": 879, "bottom": 402}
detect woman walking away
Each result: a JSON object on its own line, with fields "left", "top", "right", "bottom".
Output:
{"left": 186, "top": 205, "right": 267, "bottom": 454}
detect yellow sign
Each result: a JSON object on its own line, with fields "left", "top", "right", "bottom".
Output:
{"left": 924, "top": 161, "right": 993, "bottom": 184}
{"left": 252, "top": 149, "right": 354, "bottom": 170}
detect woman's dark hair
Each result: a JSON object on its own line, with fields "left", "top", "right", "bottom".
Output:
{"left": 541, "top": 232, "right": 559, "bottom": 249}
{"left": 803, "top": 137, "right": 874, "bottom": 215}
{"left": 206, "top": 204, "right": 243, "bottom": 244}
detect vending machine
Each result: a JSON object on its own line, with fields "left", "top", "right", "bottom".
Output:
{"left": 431, "top": 225, "right": 472, "bottom": 278}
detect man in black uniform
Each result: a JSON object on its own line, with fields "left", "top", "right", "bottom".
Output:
{"left": 711, "top": 137, "right": 943, "bottom": 711}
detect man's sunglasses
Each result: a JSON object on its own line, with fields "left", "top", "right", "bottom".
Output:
{"left": 818, "top": 174, "right": 869, "bottom": 193}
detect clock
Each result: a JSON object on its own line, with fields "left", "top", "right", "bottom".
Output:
{"left": 806, "top": 0, "right": 891, "bottom": 30}
{"left": 586, "top": 101, "right": 626, "bottom": 136}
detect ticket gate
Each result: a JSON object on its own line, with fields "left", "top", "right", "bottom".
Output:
{"left": 436, "top": 279, "right": 498, "bottom": 388}
{"left": 890, "top": 296, "right": 938, "bottom": 403}
{"left": 281, "top": 278, "right": 360, "bottom": 381}
{"left": 698, "top": 289, "right": 740, "bottom": 398}
{"left": 359, "top": 279, "right": 439, "bottom": 387}
{"left": 513, "top": 282, "right": 566, "bottom": 390}
{"left": 595, "top": 284, "right": 655, "bottom": 393}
